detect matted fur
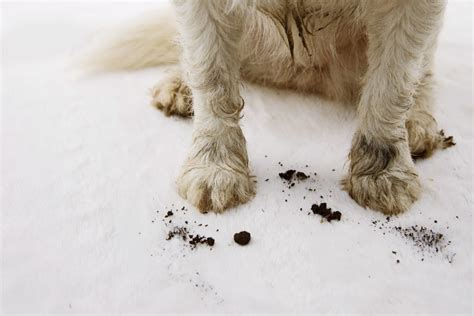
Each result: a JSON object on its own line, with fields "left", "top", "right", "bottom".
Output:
{"left": 90, "top": 0, "right": 454, "bottom": 214}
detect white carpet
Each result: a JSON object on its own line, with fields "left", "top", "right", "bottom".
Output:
{"left": 2, "top": 1, "right": 472, "bottom": 314}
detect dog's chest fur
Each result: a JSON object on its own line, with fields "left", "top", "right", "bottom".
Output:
{"left": 240, "top": 0, "right": 368, "bottom": 101}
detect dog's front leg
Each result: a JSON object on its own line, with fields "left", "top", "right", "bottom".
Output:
{"left": 344, "top": 1, "right": 446, "bottom": 214}
{"left": 172, "top": 0, "right": 254, "bottom": 213}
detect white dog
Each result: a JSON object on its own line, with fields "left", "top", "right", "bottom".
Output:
{"left": 89, "top": 0, "right": 454, "bottom": 214}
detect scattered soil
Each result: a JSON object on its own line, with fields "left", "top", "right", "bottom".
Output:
{"left": 188, "top": 234, "right": 215, "bottom": 249}
{"left": 276, "top": 165, "right": 341, "bottom": 222}
{"left": 279, "top": 169, "right": 310, "bottom": 188}
{"left": 159, "top": 205, "right": 216, "bottom": 250}
{"left": 371, "top": 218, "right": 455, "bottom": 263}
{"left": 166, "top": 226, "right": 215, "bottom": 250}
{"left": 156, "top": 157, "right": 458, "bottom": 269}
{"left": 393, "top": 225, "right": 447, "bottom": 252}
{"left": 234, "top": 231, "right": 251, "bottom": 246}
{"left": 166, "top": 226, "right": 188, "bottom": 241}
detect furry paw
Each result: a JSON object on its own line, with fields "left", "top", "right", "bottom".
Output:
{"left": 343, "top": 167, "right": 421, "bottom": 215}
{"left": 406, "top": 112, "right": 455, "bottom": 159}
{"left": 177, "top": 163, "right": 255, "bottom": 213}
{"left": 150, "top": 74, "right": 193, "bottom": 118}
{"left": 344, "top": 133, "right": 421, "bottom": 214}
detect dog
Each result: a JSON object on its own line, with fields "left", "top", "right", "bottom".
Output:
{"left": 88, "top": 0, "right": 454, "bottom": 215}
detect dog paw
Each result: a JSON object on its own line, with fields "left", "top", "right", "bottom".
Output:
{"left": 344, "top": 132, "right": 421, "bottom": 214}
{"left": 439, "top": 129, "right": 456, "bottom": 148}
{"left": 343, "top": 167, "right": 421, "bottom": 215}
{"left": 406, "top": 113, "right": 455, "bottom": 159}
{"left": 177, "top": 162, "right": 255, "bottom": 213}
{"left": 150, "top": 74, "right": 193, "bottom": 118}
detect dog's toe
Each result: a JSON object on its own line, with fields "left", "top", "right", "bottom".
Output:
{"left": 406, "top": 114, "right": 454, "bottom": 159}
{"left": 177, "top": 164, "right": 255, "bottom": 213}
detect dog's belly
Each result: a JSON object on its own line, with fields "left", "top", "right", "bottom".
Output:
{"left": 240, "top": 2, "right": 368, "bottom": 102}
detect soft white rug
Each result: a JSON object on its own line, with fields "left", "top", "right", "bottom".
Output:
{"left": 2, "top": 1, "right": 472, "bottom": 313}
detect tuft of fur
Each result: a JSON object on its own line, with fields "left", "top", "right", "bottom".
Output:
{"left": 81, "top": 8, "right": 180, "bottom": 72}
{"left": 150, "top": 69, "right": 193, "bottom": 118}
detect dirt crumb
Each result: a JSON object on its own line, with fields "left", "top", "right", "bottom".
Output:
{"left": 279, "top": 170, "right": 296, "bottom": 181}
{"left": 206, "top": 237, "right": 215, "bottom": 246}
{"left": 311, "top": 203, "right": 331, "bottom": 217}
{"left": 279, "top": 169, "right": 310, "bottom": 188}
{"left": 311, "top": 203, "right": 342, "bottom": 222}
{"left": 234, "top": 231, "right": 251, "bottom": 246}
{"left": 327, "top": 211, "right": 342, "bottom": 222}
{"left": 189, "top": 234, "right": 215, "bottom": 249}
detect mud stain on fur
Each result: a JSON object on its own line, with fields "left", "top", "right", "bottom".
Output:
{"left": 349, "top": 134, "right": 398, "bottom": 176}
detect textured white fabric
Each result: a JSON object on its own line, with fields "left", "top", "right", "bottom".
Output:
{"left": 2, "top": 1, "right": 472, "bottom": 313}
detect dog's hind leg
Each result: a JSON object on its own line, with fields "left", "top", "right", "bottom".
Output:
{"left": 406, "top": 49, "right": 455, "bottom": 159}
{"left": 343, "top": 1, "right": 447, "bottom": 214}
{"left": 150, "top": 69, "right": 194, "bottom": 118}
{"left": 172, "top": 0, "right": 255, "bottom": 213}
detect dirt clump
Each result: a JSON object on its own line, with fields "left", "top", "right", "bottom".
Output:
{"left": 188, "top": 234, "right": 215, "bottom": 249}
{"left": 279, "top": 170, "right": 296, "bottom": 181}
{"left": 311, "top": 203, "right": 342, "bottom": 222}
{"left": 279, "top": 169, "right": 310, "bottom": 187}
{"left": 234, "top": 231, "right": 251, "bottom": 246}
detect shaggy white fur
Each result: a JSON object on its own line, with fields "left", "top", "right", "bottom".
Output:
{"left": 88, "top": 0, "right": 453, "bottom": 215}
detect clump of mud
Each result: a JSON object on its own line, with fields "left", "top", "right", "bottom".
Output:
{"left": 311, "top": 203, "right": 342, "bottom": 222}
{"left": 188, "top": 234, "right": 215, "bottom": 249}
{"left": 234, "top": 231, "right": 251, "bottom": 246}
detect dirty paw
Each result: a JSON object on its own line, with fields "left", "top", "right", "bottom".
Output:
{"left": 343, "top": 168, "right": 421, "bottom": 215}
{"left": 177, "top": 164, "right": 255, "bottom": 213}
